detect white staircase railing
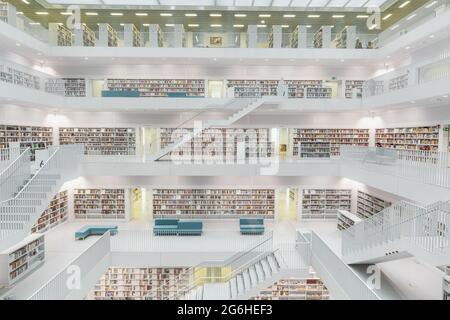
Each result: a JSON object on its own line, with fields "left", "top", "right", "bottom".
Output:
{"left": 0, "top": 144, "right": 84, "bottom": 251}
{"left": 0, "top": 148, "right": 31, "bottom": 202}
{"left": 342, "top": 200, "right": 450, "bottom": 265}
{"left": 152, "top": 96, "right": 264, "bottom": 161}
{"left": 145, "top": 231, "right": 274, "bottom": 300}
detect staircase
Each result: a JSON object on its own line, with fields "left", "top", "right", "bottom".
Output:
{"left": 342, "top": 201, "right": 450, "bottom": 266}
{"left": 151, "top": 97, "right": 265, "bottom": 161}
{"left": 0, "top": 145, "right": 83, "bottom": 251}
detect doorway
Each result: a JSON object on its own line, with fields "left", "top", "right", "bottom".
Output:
{"left": 277, "top": 187, "right": 298, "bottom": 221}
{"left": 208, "top": 80, "right": 224, "bottom": 98}
{"left": 130, "top": 187, "right": 147, "bottom": 220}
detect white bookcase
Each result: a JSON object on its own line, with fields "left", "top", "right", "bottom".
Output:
{"left": 356, "top": 191, "right": 391, "bottom": 219}
{"left": 251, "top": 278, "right": 330, "bottom": 300}
{"left": 375, "top": 126, "right": 440, "bottom": 151}
{"left": 31, "top": 191, "right": 68, "bottom": 233}
{"left": 337, "top": 210, "right": 362, "bottom": 231}
{"left": 301, "top": 189, "right": 352, "bottom": 219}
{"left": 74, "top": 189, "right": 126, "bottom": 220}
{"left": 345, "top": 80, "right": 364, "bottom": 99}
{"left": 0, "top": 64, "right": 41, "bottom": 90}
{"left": 106, "top": 79, "right": 205, "bottom": 97}
{"left": 290, "top": 128, "right": 370, "bottom": 158}
{"left": 0, "top": 2, "right": 16, "bottom": 25}
{"left": 152, "top": 188, "right": 275, "bottom": 218}
{"left": 59, "top": 127, "right": 136, "bottom": 155}
{"left": 45, "top": 78, "right": 86, "bottom": 97}
{"left": 89, "top": 267, "right": 189, "bottom": 300}
{"left": 389, "top": 73, "right": 409, "bottom": 91}
{"left": 0, "top": 234, "right": 45, "bottom": 287}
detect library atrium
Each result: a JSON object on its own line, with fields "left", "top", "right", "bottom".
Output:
{"left": 0, "top": 0, "right": 450, "bottom": 303}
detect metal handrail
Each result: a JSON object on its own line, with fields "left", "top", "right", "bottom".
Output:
{"left": 145, "top": 231, "right": 273, "bottom": 300}
{"left": 0, "top": 147, "right": 30, "bottom": 176}
{"left": 0, "top": 147, "right": 31, "bottom": 203}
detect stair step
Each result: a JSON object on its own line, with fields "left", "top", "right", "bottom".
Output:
{"left": 16, "top": 192, "right": 49, "bottom": 199}
{"left": 229, "top": 277, "right": 238, "bottom": 298}
{"left": 249, "top": 265, "right": 258, "bottom": 285}
{"left": 273, "top": 251, "right": 283, "bottom": 269}
{"left": 242, "top": 270, "right": 251, "bottom": 291}
{"left": 236, "top": 274, "right": 245, "bottom": 295}
{"left": 254, "top": 262, "right": 265, "bottom": 282}
{"left": 260, "top": 258, "right": 272, "bottom": 277}
{"left": 196, "top": 285, "right": 203, "bottom": 300}
{"left": 267, "top": 254, "right": 279, "bottom": 273}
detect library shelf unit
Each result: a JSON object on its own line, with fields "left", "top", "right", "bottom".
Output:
{"left": 250, "top": 278, "right": 330, "bottom": 300}
{"left": 345, "top": 80, "right": 364, "bottom": 99}
{"left": 334, "top": 28, "right": 347, "bottom": 49}
{"left": 0, "top": 2, "right": 9, "bottom": 23}
{"left": 290, "top": 128, "right": 370, "bottom": 158}
{"left": 59, "top": 127, "right": 136, "bottom": 155}
{"left": 0, "top": 64, "right": 41, "bottom": 90}
{"left": 0, "top": 124, "right": 53, "bottom": 160}
{"left": 105, "top": 79, "right": 205, "bottom": 97}
{"left": 131, "top": 24, "right": 140, "bottom": 47}
{"left": 337, "top": 210, "right": 362, "bottom": 231}
{"left": 89, "top": 267, "right": 189, "bottom": 300}
{"left": 375, "top": 126, "right": 440, "bottom": 151}
{"left": 226, "top": 79, "right": 278, "bottom": 97}
{"left": 74, "top": 189, "right": 126, "bottom": 220}
{"left": 313, "top": 28, "right": 323, "bottom": 48}
{"left": 0, "top": 233, "right": 45, "bottom": 287}
{"left": 45, "top": 78, "right": 86, "bottom": 97}
{"left": 356, "top": 191, "right": 391, "bottom": 220}
{"left": 107, "top": 24, "right": 118, "bottom": 46}
{"left": 159, "top": 127, "right": 273, "bottom": 161}
{"left": 152, "top": 188, "right": 275, "bottom": 219}
{"left": 31, "top": 191, "right": 68, "bottom": 233}
{"left": 290, "top": 26, "right": 300, "bottom": 48}
{"left": 299, "top": 141, "right": 331, "bottom": 159}
{"left": 389, "top": 73, "right": 409, "bottom": 91}
{"left": 82, "top": 24, "right": 96, "bottom": 46}
{"left": 56, "top": 24, "right": 73, "bottom": 46}
{"left": 301, "top": 189, "right": 352, "bottom": 220}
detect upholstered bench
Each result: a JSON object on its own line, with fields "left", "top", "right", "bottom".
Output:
{"left": 240, "top": 218, "right": 265, "bottom": 235}
{"left": 75, "top": 225, "right": 118, "bottom": 240}
{"left": 177, "top": 220, "right": 203, "bottom": 236}
{"left": 153, "top": 218, "right": 179, "bottom": 236}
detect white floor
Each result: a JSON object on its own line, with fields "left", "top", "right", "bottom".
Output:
{"left": 0, "top": 217, "right": 444, "bottom": 300}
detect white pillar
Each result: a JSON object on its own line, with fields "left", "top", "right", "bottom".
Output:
{"left": 73, "top": 26, "right": 83, "bottom": 46}
{"left": 346, "top": 26, "right": 356, "bottom": 49}
{"left": 123, "top": 24, "right": 134, "bottom": 47}
{"left": 97, "top": 23, "right": 109, "bottom": 47}
{"left": 271, "top": 25, "right": 282, "bottom": 48}
{"left": 321, "top": 26, "right": 332, "bottom": 48}
{"left": 174, "top": 24, "right": 184, "bottom": 48}
{"left": 148, "top": 24, "right": 161, "bottom": 47}
{"left": 247, "top": 25, "right": 257, "bottom": 48}
{"left": 297, "top": 25, "right": 308, "bottom": 48}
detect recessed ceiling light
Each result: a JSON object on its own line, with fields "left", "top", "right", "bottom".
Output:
{"left": 261, "top": 20, "right": 265, "bottom": 24}
{"left": 259, "top": 14, "right": 271, "bottom": 18}
{"left": 135, "top": 13, "right": 148, "bottom": 16}
{"left": 306, "top": 25, "right": 312, "bottom": 28}
{"left": 211, "top": 24, "right": 222, "bottom": 27}
{"left": 110, "top": 13, "right": 123, "bottom": 16}
{"left": 60, "top": 12, "right": 71, "bottom": 15}
{"left": 160, "top": 13, "right": 172, "bottom": 16}
{"left": 233, "top": 24, "right": 245, "bottom": 28}
{"left": 430, "top": 34, "right": 435, "bottom": 38}
{"left": 185, "top": 13, "right": 197, "bottom": 17}
{"left": 35, "top": 12, "right": 48, "bottom": 15}
{"left": 405, "top": 46, "right": 410, "bottom": 49}
{"left": 165, "top": 24, "right": 175, "bottom": 27}
{"left": 425, "top": 1, "right": 438, "bottom": 8}
{"left": 143, "top": 23, "right": 150, "bottom": 26}
{"left": 21, "top": 0, "right": 29, "bottom": 4}
{"left": 406, "top": 14, "right": 417, "bottom": 20}
{"left": 368, "top": 25, "right": 377, "bottom": 30}
{"left": 188, "top": 24, "right": 199, "bottom": 27}
{"left": 210, "top": 13, "right": 222, "bottom": 17}
{"left": 357, "top": 15, "right": 369, "bottom": 18}
{"left": 120, "top": 23, "right": 125, "bottom": 26}
{"left": 16, "top": 11, "right": 23, "bottom": 15}
{"left": 29, "top": 22, "right": 40, "bottom": 25}
{"left": 281, "top": 25, "right": 289, "bottom": 28}
{"left": 332, "top": 15, "right": 345, "bottom": 18}
{"left": 399, "top": 1, "right": 410, "bottom": 8}
{"left": 213, "top": 58, "right": 217, "bottom": 61}
{"left": 284, "top": 14, "right": 296, "bottom": 18}
{"left": 383, "top": 13, "right": 393, "bottom": 20}
{"left": 308, "top": 15, "right": 320, "bottom": 18}
{"left": 391, "top": 24, "right": 400, "bottom": 30}
{"left": 85, "top": 12, "right": 98, "bottom": 16}
{"left": 340, "top": 59, "right": 345, "bottom": 62}
{"left": 84, "top": 57, "right": 89, "bottom": 60}
{"left": 15, "top": 43, "right": 21, "bottom": 46}
{"left": 234, "top": 14, "right": 247, "bottom": 17}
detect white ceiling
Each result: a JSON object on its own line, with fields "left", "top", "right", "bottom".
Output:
{"left": 44, "top": 0, "right": 392, "bottom": 9}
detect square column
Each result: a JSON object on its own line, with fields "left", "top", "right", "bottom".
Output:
{"left": 173, "top": 24, "right": 185, "bottom": 48}
{"left": 271, "top": 25, "right": 282, "bottom": 48}
{"left": 247, "top": 25, "right": 257, "bottom": 48}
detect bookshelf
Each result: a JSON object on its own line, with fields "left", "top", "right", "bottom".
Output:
{"left": 290, "top": 128, "right": 370, "bottom": 158}
{"left": 375, "top": 126, "right": 440, "bottom": 151}
{"left": 82, "top": 24, "right": 95, "bottom": 46}
{"left": 0, "top": 233, "right": 45, "bottom": 286}
{"left": 337, "top": 210, "right": 362, "bottom": 231}
{"left": 107, "top": 24, "right": 118, "bottom": 46}
{"left": 159, "top": 127, "right": 273, "bottom": 161}
{"left": 89, "top": 267, "right": 189, "bottom": 300}
{"left": 0, "top": 124, "right": 53, "bottom": 160}
{"left": 74, "top": 189, "right": 126, "bottom": 220}
{"left": 0, "top": 64, "right": 41, "bottom": 90}
{"left": 227, "top": 79, "right": 278, "bottom": 97}
{"left": 299, "top": 141, "right": 331, "bottom": 159}
{"left": 291, "top": 26, "right": 299, "bottom": 48}
{"left": 285, "top": 80, "right": 330, "bottom": 99}
{"left": 0, "top": 2, "right": 9, "bottom": 23}
{"left": 334, "top": 28, "right": 347, "bottom": 49}
{"left": 301, "top": 189, "right": 352, "bottom": 219}
{"left": 251, "top": 278, "right": 330, "bottom": 300}
{"left": 45, "top": 78, "right": 86, "bottom": 97}
{"left": 132, "top": 24, "right": 140, "bottom": 47}
{"left": 59, "top": 127, "right": 136, "bottom": 155}
{"left": 106, "top": 79, "right": 205, "bottom": 97}
{"left": 31, "top": 191, "right": 68, "bottom": 233}
{"left": 313, "top": 28, "right": 323, "bottom": 48}
{"left": 152, "top": 188, "right": 275, "bottom": 218}
{"left": 389, "top": 73, "right": 409, "bottom": 91}
{"left": 56, "top": 24, "right": 73, "bottom": 46}
{"left": 345, "top": 80, "right": 364, "bottom": 99}
{"left": 356, "top": 191, "right": 391, "bottom": 219}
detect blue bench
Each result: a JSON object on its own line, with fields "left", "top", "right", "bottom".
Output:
{"left": 101, "top": 90, "right": 140, "bottom": 97}
{"left": 75, "top": 225, "right": 118, "bottom": 240}
{"left": 153, "top": 219, "right": 203, "bottom": 236}
{"left": 153, "top": 219, "right": 179, "bottom": 236}
{"left": 240, "top": 218, "right": 265, "bottom": 235}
